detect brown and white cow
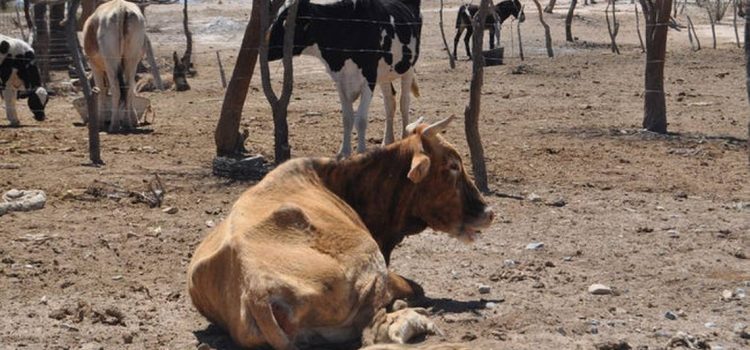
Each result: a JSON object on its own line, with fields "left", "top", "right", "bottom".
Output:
{"left": 82, "top": 0, "right": 146, "bottom": 133}
{"left": 188, "top": 116, "right": 493, "bottom": 349}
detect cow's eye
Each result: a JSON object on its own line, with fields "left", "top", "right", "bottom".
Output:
{"left": 449, "top": 163, "right": 460, "bottom": 172}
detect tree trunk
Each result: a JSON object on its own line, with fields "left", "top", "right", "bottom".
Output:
{"left": 606, "top": 1, "right": 620, "bottom": 54}
{"left": 214, "top": 0, "right": 286, "bottom": 157}
{"left": 32, "top": 4, "right": 49, "bottom": 84}
{"left": 182, "top": 0, "right": 194, "bottom": 76}
{"left": 566, "top": 0, "right": 578, "bottom": 42}
{"left": 734, "top": 0, "right": 741, "bottom": 48}
{"left": 544, "top": 0, "right": 557, "bottom": 13}
{"left": 259, "top": 0, "right": 298, "bottom": 164}
{"left": 439, "top": 0, "right": 456, "bottom": 69}
{"left": 67, "top": 0, "right": 102, "bottom": 165}
{"left": 707, "top": 5, "right": 717, "bottom": 49}
{"left": 640, "top": 0, "right": 673, "bottom": 134}
{"left": 464, "top": 0, "right": 491, "bottom": 193}
{"left": 517, "top": 5, "right": 525, "bottom": 61}
{"left": 532, "top": 0, "right": 555, "bottom": 57}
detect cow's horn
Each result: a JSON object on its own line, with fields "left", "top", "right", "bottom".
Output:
{"left": 405, "top": 117, "right": 424, "bottom": 134}
{"left": 423, "top": 115, "right": 455, "bottom": 137}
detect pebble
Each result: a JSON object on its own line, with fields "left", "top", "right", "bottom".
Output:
{"left": 704, "top": 322, "right": 717, "bottom": 328}
{"left": 721, "top": 289, "right": 734, "bottom": 300}
{"left": 735, "top": 288, "right": 746, "bottom": 299}
{"left": 526, "top": 242, "right": 544, "bottom": 250}
{"left": 527, "top": 193, "right": 542, "bottom": 202}
{"left": 562, "top": 256, "right": 573, "bottom": 262}
{"left": 665, "top": 311, "right": 678, "bottom": 320}
{"left": 503, "top": 259, "right": 516, "bottom": 268}
{"left": 485, "top": 302, "right": 497, "bottom": 309}
{"left": 112, "top": 275, "right": 123, "bottom": 281}
{"left": 478, "top": 284, "right": 491, "bottom": 294}
{"left": 39, "top": 296, "right": 47, "bottom": 305}
{"left": 532, "top": 281, "right": 545, "bottom": 289}
{"left": 588, "top": 284, "right": 613, "bottom": 295}
{"left": 162, "top": 207, "right": 179, "bottom": 214}
{"left": 205, "top": 220, "right": 215, "bottom": 228}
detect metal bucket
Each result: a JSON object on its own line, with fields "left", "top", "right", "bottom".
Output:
{"left": 482, "top": 47, "right": 504, "bottom": 66}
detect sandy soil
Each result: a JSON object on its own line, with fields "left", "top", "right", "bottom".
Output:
{"left": 1, "top": 1, "right": 749, "bottom": 349}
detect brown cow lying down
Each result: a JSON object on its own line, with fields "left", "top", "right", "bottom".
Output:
{"left": 188, "top": 116, "right": 493, "bottom": 349}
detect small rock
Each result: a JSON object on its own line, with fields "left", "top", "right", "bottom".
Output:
{"left": 704, "top": 322, "right": 717, "bottom": 328}
{"left": 527, "top": 193, "right": 542, "bottom": 203}
{"left": 162, "top": 207, "right": 178, "bottom": 214}
{"left": 547, "top": 198, "right": 567, "bottom": 207}
{"left": 112, "top": 275, "right": 123, "bottom": 281}
{"left": 562, "top": 256, "right": 573, "bottom": 262}
{"left": 588, "top": 284, "right": 613, "bottom": 295}
{"left": 590, "top": 325, "right": 599, "bottom": 334}
{"left": 667, "top": 229, "right": 680, "bottom": 238}
{"left": 665, "top": 311, "right": 678, "bottom": 320}
{"left": 556, "top": 327, "right": 567, "bottom": 336}
{"left": 478, "top": 284, "right": 491, "bottom": 294}
{"left": 205, "top": 220, "right": 215, "bottom": 228}
{"left": 594, "top": 340, "right": 632, "bottom": 350}
{"left": 485, "top": 302, "right": 497, "bottom": 309}
{"left": 39, "top": 296, "right": 47, "bottom": 305}
{"left": 532, "top": 281, "right": 545, "bottom": 289}
{"left": 735, "top": 288, "right": 746, "bottom": 299}
{"left": 503, "top": 259, "right": 516, "bottom": 268}
{"left": 721, "top": 289, "right": 734, "bottom": 300}
{"left": 526, "top": 242, "right": 544, "bottom": 250}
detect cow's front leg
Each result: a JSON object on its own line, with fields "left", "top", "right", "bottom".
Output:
{"left": 387, "top": 271, "right": 424, "bottom": 301}
{"left": 355, "top": 86, "right": 373, "bottom": 154}
{"left": 3, "top": 87, "right": 19, "bottom": 127}
{"left": 489, "top": 27, "right": 496, "bottom": 50}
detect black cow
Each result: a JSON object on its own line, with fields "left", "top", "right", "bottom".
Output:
{"left": 453, "top": 0, "right": 524, "bottom": 60}
{"left": 268, "top": 0, "right": 422, "bottom": 158}
{"left": 0, "top": 34, "right": 48, "bottom": 126}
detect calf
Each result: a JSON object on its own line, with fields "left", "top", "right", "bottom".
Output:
{"left": 82, "top": 0, "right": 146, "bottom": 133}
{"left": 0, "top": 34, "right": 48, "bottom": 126}
{"left": 188, "top": 116, "right": 493, "bottom": 349}
{"left": 268, "top": 0, "right": 422, "bottom": 158}
{"left": 453, "top": 0, "right": 524, "bottom": 60}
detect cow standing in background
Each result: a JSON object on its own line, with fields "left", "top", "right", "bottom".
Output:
{"left": 453, "top": 0, "right": 525, "bottom": 60}
{"left": 82, "top": 0, "right": 146, "bottom": 133}
{"left": 0, "top": 34, "right": 48, "bottom": 126}
{"left": 268, "top": 0, "right": 422, "bottom": 158}
{"left": 188, "top": 116, "right": 494, "bottom": 349}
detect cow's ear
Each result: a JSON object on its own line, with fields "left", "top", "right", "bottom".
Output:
{"left": 408, "top": 152, "right": 430, "bottom": 183}
{"left": 17, "top": 90, "right": 30, "bottom": 99}
{"left": 0, "top": 41, "right": 9, "bottom": 55}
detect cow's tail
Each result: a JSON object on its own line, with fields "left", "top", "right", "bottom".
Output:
{"left": 117, "top": 10, "right": 131, "bottom": 108}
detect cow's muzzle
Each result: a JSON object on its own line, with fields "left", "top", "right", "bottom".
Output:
{"left": 458, "top": 207, "right": 495, "bottom": 242}
{"left": 32, "top": 111, "right": 45, "bottom": 121}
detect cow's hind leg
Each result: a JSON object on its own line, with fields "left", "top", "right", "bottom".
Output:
{"left": 336, "top": 92, "right": 355, "bottom": 159}
{"left": 489, "top": 27, "right": 496, "bottom": 49}
{"left": 464, "top": 26, "right": 473, "bottom": 59}
{"left": 399, "top": 72, "right": 414, "bottom": 140}
{"left": 453, "top": 27, "right": 464, "bottom": 60}
{"left": 121, "top": 60, "right": 139, "bottom": 131}
{"left": 105, "top": 67, "right": 122, "bottom": 133}
{"left": 380, "top": 83, "right": 396, "bottom": 146}
{"left": 355, "top": 86, "right": 373, "bottom": 154}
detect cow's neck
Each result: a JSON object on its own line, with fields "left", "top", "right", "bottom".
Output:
{"left": 314, "top": 146, "right": 427, "bottom": 264}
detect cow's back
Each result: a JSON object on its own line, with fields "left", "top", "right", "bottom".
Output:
{"left": 188, "top": 159, "right": 389, "bottom": 348}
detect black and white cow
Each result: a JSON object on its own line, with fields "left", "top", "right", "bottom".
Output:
{"left": 269, "top": 0, "right": 422, "bottom": 158}
{"left": 0, "top": 34, "right": 48, "bottom": 127}
{"left": 453, "top": 0, "right": 524, "bottom": 60}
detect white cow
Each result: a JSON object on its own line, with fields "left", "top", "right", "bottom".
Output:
{"left": 82, "top": 0, "right": 146, "bottom": 133}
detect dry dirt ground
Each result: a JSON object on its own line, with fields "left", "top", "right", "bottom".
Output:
{"left": 1, "top": 1, "right": 749, "bottom": 349}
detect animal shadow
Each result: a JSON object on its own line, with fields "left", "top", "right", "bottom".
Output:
{"left": 411, "top": 296, "right": 504, "bottom": 314}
